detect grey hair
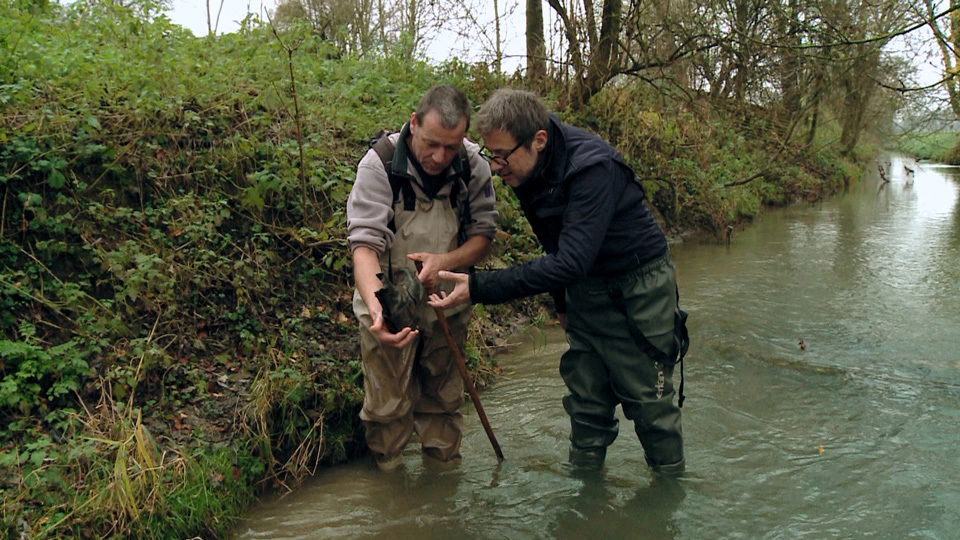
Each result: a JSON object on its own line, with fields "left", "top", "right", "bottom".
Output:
{"left": 415, "top": 85, "right": 471, "bottom": 130}
{"left": 476, "top": 88, "right": 549, "bottom": 147}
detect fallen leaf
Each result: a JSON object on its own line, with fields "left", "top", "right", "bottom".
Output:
{"left": 818, "top": 443, "right": 824, "bottom": 455}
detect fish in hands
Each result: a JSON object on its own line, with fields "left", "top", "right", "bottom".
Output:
{"left": 371, "top": 268, "right": 421, "bottom": 349}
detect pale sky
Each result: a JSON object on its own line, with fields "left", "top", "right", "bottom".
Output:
{"left": 167, "top": 0, "right": 265, "bottom": 36}
{"left": 165, "top": 0, "right": 526, "bottom": 71}
{"left": 165, "top": 2, "right": 938, "bottom": 88}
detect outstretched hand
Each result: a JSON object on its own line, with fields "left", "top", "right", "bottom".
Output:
{"left": 369, "top": 311, "right": 419, "bottom": 349}
{"left": 427, "top": 270, "right": 471, "bottom": 310}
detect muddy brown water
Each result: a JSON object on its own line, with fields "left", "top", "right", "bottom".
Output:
{"left": 236, "top": 156, "right": 960, "bottom": 539}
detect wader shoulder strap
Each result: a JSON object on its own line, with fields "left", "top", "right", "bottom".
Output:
{"left": 371, "top": 136, "right": 416, "bottom": 234}
{"left": 371, "top": 136, "right": 407, "bottom": 279}
{"left": 373, "top": 137, "right": 474, "bottom": 245}
{"left": 451, "top": 146, "right": 472, "bottom": 245}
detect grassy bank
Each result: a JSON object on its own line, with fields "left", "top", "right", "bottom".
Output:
{"left": 2, "top": 3, "right": 861, "bottom": 538}
{"left": 896, "top": 131, "right": 960, "bottom": 163}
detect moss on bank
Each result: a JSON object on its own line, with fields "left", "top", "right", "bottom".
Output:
{"left": 2, "top": 3, "right": 864, "bottom": 538}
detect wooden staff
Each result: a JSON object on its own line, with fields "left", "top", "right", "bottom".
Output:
{"left": 418, "top": 262, "right": 504, "bottom": 462}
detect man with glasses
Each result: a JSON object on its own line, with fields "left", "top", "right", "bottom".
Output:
{"left": 430, "top": 88, "right": 687, "bottom": 473}
{"left": 347, "top": 86, "right": 497, "bottom": 470}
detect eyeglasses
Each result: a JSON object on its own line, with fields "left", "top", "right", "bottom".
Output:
{"left": 479, "top": 139, "right": 526, "bottom": 167}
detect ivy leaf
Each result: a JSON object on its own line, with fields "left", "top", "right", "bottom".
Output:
{"left": 49, "top": 170, "right": 66, "bottom": 188}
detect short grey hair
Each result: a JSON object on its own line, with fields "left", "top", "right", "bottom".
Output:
{"left": 476, "top": 88, "right": 549, "bottom": 147}
{"left": 415, "top": 85, "right": 471, "bottom": 130}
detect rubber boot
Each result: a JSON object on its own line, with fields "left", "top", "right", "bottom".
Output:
{"left": 375, "top": 453, "right": 404, "bottom": 472}
{"left": 649, "top": 456, "right": 685, "bottom": 476}
{"left": 568, "top": 445, "right": 607, "bottom": 470}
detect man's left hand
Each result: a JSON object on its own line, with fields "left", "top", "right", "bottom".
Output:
{"left": 427, "top": 270, "right": 470, "bottom": 309}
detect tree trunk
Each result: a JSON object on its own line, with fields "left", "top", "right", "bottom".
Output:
{"left": 526, "top": 0, "right": 547, "bottom": 86}
{"left": 805, "top": 72, "right": 823, "bottom": 146}
{"left": 779, "top": 0, "right": 803, "bottom": 120}
{"left": 839, "top": 53, "right": 878, "bottom": 155}
{"left": 546, "top": 0, "right": 585, "bottom": 85}
{"left": 405, "top": 0, "right": 419, "bottom": 59}
{"left": 493, "top": 0, "right": 502, "bottom": 74}
{"left": 580, "top": 0, "right": 622, "bottom": 104}
{"left": 925, "top": 0, "right": 960, "bottom": 119}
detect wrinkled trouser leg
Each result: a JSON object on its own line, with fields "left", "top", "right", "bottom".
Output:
{"left": 358, "top": 309, "right": 468, "bottom": 464}
{"left": 560, "top": 335, "right": 619, "bottom": 468}
{"left": 562, "top": 253, "right": 684, "bottom": 472}
{"left": 414, "top": 309, "right": 468, "bottom": 462}
{"left": 358, "top": 322, "right": 418, "bottom": 463}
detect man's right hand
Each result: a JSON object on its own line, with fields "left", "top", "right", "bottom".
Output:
{"left": 369, "top": 311, "right": 419, "bottom": 349}
{"left": 427, "top": 270, "right": 471, "bottom": 309}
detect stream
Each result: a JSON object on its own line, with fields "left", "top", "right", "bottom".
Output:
{"left": 236, "top": 155, "right": 960, "bottom": 539}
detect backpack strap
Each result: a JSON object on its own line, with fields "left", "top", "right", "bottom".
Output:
{"left": 371, "top": 135, "right": 416, "bottom": 235}
{"left": 450, "top": 146, "right": 474, "bottom": 245}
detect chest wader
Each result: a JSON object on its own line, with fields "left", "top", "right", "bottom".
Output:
{"left": 559, "top": 251, "right": 685, "bottom": 473}
{"left": 352, "top": 193, "right": 472, "bottom": 467}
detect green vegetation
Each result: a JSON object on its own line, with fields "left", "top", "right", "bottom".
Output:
{"left": 2, "top": 2, "right": 863, "bottom": 538}
{"left": 896, "top": 132, "right": 960, "bottom": 164}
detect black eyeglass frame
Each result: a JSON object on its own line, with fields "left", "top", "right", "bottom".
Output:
{"left": 479, "top": 139, "right": 528, "bottom": 167}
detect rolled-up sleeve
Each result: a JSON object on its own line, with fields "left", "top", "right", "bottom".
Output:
{"left": 346, "top": 151, "right": 395, "bottom": 254}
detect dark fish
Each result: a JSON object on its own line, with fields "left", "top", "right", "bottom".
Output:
{"left": 374, "top": 268, "right": 423, "bottom": 333}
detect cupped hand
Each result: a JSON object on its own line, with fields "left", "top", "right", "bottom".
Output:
{"left": 370, "top": 311, "right": 419, "bottom": 349}
{"left": 426, "top": 270, "right": 471, "bottom": 310}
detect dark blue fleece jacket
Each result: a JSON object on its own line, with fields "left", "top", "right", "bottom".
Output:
{"left": 470, "top": 115, "right": 667, "bottom": 310}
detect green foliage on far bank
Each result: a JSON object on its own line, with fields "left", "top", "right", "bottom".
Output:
{"left": 2, "top": 2, "right": 861, "bottom": 538}
{"left": 896, "top": 131, "right": 960, "bottom": 164}
{"left": 582, "top": 91, "right": 853, "bottom": 239}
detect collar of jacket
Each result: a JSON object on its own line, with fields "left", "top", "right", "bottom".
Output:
{"left": 541, "top": 115, "right": 566, "bottom": 185}
{"left": 515, "top": 115, "right": 565, "bottom": 200}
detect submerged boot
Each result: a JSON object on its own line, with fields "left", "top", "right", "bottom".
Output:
{"left": 649, "top": 456, "right": 685, "bottom": 476}
{"left": 375, "top": 454, "right": 404, "bottom": 472}
{"left": 568, "top": 445, "right": 607, "bottom": 470}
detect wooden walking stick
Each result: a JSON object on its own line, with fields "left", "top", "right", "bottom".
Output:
{"left": 417, "top": 263, "right": 504, "bottom": 462}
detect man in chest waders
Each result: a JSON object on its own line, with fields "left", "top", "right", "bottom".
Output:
{"left": 347, "top": 86, "right": 497, "bottom": 470}
{"left": 429, "top": 89, "right": 689, "bottom": 473}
